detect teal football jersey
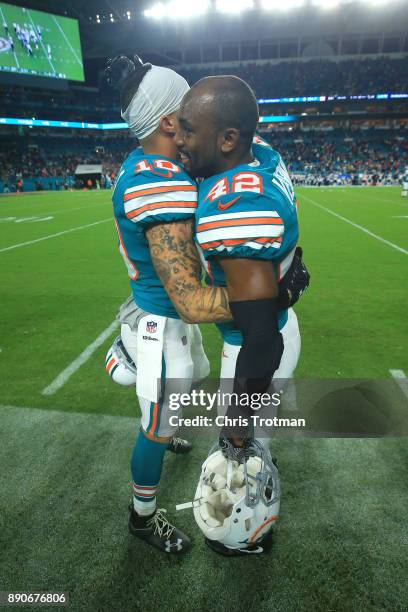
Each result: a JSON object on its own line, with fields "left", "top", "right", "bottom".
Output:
{"left": 112, "top": 148, "right": 197, "bottom": 318}
{"left": 196, "top": 139, "right": 299, "bottom": 345}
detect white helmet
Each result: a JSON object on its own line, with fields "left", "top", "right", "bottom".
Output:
{"left": 105, "top": 335, "right": 137, "bottom": 386}
{"left": 177, "top": 440, "right": 280, "bottom": 554}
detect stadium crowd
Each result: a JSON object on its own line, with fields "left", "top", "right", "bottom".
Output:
{"left": 179, "top": 57, "right": 408, "bottom": 99}
{"left": 0, "top": 132, "right": 130, "bottom": 191}
{"left": 1, "top": 126, "right": 406, "bottom": 192}
{"left": 260, "top": 127, "right": 408, "bottom": 185}
{"left": 0, "top": 57, "right": 406, "bottom": 122}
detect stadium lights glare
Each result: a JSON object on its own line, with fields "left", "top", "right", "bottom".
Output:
{"left": 261, "top": 0, "right": 305, "bottom": 9}
{"left": 143, "top": 2, "right": 164, "bottom": 19}
{"left": 216, "top": 0, "right": 254, "bottom": 14}
{"left": 368, "top": 0, "right": 400, "bottom": 5}
{"left": 144, "top": 1, "right": 210, "bottom": 19}
{"left": 311, "top": 0, "right": 341, "bottom": 8}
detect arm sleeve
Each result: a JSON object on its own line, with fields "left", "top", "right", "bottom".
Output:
{"left": 123, "top": 172, "right": 197, "bottom": 228}
{"left": 196, "top": 191, "right": 285, "bottom": 260}
{"left": 222, "top": 297, "right": 284, "bottom": 441}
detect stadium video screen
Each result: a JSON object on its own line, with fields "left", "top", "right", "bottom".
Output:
{"left": 0, "top": 2, "right": 84, "bottom": 81}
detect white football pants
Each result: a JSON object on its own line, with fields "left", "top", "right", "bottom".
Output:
{"left": 121, "top": 317, "right": 210, "bottom": 439}
{"left": 219, "top": 308, "right": 301, "bottom": 380}
{"left": 218, "top": 308, "right": 301, "bottom": 436}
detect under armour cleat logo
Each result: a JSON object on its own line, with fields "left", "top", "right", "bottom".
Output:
{"left": 165, "top": 538, "right": 183, "bottom": 552}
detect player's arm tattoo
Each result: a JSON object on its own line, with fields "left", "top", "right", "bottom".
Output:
{"left": 146, "top": 221, "right": 232, "bottom": 324}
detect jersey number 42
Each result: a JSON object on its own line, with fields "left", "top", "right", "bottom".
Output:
{"left": 206, "top": 173, "right": 263, "bottom": 202}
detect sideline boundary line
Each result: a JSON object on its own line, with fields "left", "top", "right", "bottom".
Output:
{"left": 390, "top": 369, "right": 408, "bottom": 400}
{"left": 41, "top": 321, "right": 118, "bottom": 396}
{"left": 0, "top": 218, "right": 111, "bottom": 253}
{"left": 301, "top": 194, "right": 408, "bottom": 256}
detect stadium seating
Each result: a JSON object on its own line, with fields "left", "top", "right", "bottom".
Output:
{"left": 1, "top": 57, "right": 407, "bottom": 122}
{"left": 260, "top": 127, "right": 408, "bottom": 183}
{"left": 1, "top": 126, "right": 406, "bottom": 192}
{"left": 179, "top": 57, "right": 408, "bottom": 98}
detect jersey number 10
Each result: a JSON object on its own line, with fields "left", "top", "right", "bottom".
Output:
{"left": 134, "top": 159, "right": 181, "bottom": 179}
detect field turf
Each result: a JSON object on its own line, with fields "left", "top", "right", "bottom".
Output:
{"left": 0, "top": 2, "right": 84, "bottom": 81}
{"left": 0, "top": 187, "right": 407, "bottom": 611}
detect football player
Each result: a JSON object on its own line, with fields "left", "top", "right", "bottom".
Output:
{"left": 106, "top": 57, "right": 309, "bottom": 556}
{"left": 401, "top": 171, "right": 408, "bottom": 198}
{"left": 174, "top": 76, "right": 301, "bottom": 437}
{"left": 173, "top": 76, "right": 302, "bottom": 554}
{"left": 106, "top": 56, "right": 231, "bottom": 556}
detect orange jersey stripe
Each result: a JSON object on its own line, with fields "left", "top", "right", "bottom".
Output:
{"left": 149, "top": 403, "right": 159, "bottom": 436}
{"left": 200, "top": 240, "right": 221, "bottom": 249}
{"left": 254, "top": 236, "right": 283, "bottom": 244}
{"left": 200, "top": 236, "right": 283, "bottom": 249}
{"left": 220, "top": 236, "right": 283, "bottom": 247}
{"left": 197, "top": 217, "right": 283, "bottom": 232}
{"left": 124, "top": 184, "right": 196, "bottom": 202}
{"left": 127, "top": 201, "right": 196, "bottom": 220}
{"left": 106, "top": 357, "right": 116, "bottom": 373}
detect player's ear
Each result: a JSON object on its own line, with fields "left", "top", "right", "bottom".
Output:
{"left": 220, "top": 128, "right": 240, "bottom": 154}
{"left": 160, "top": 113, "right": 178, "bottom": 136}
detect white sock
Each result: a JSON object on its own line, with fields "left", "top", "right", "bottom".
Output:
{"left": 133, "top": 496, "right": 156, "bottom": 516}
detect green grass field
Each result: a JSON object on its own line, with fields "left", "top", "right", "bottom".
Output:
{"left": 0, "top": 187, "right": 407, "bottom": 611}
{"left": 0, "top": 2, "right": 84, "bottom": 81}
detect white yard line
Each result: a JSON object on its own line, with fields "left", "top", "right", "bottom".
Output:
{"left": 389, "top": 369, "right": 408, "bottom": 400}
{"left": 0, "top": 218, "right": 111, "bottom": 253}
{"left": 301, "top": 194, "right": 408, "bottom": 256}
{"left": 41, "top": 321, "right": 119, "bottom": 396}
{"left": 27, "top": 9, "right": 56, "bottom": 74}
{"left": 52, "top": 15, "right": 82, "bottom": 66}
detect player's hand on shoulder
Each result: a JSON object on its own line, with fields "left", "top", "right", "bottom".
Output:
{"left": 278, "top": 246, "right": 311, "bottom": 310}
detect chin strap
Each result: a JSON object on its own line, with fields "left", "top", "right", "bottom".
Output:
{"left": 176, "top": 463, "right": 243, "bottom": 512}
{"left": 176, "top": 491, "right": 220, "bottom": 512}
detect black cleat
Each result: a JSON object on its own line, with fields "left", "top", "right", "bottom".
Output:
{"left": 168, "top": 437, "right": 192, "bottom": 455}
{"left": 205, "top": 530, "right": 273, "bottom": 557}
{"left": 128, "top": 506, "right": 191, "bottom": 555}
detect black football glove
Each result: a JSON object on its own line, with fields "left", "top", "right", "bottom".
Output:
{"left": 277, "top": 246, "right": 310, "bottom": 310}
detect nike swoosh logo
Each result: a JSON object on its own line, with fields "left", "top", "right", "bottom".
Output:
{"left": 239, "top": 546, "right": 264, "bottom": 554}
{"left": 218, "top": 196, "right": 241, "bottom": 211}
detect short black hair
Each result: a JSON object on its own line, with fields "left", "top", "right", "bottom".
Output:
{"left": 188, "top": 76, "right": 259, "bottom": 148}
{"left": 105, "top": 55, "right": 152, "bottom": 113}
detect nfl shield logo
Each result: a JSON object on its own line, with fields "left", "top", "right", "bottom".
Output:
{"left": 146, "top": 321, "right": 157, "bottom": 334}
